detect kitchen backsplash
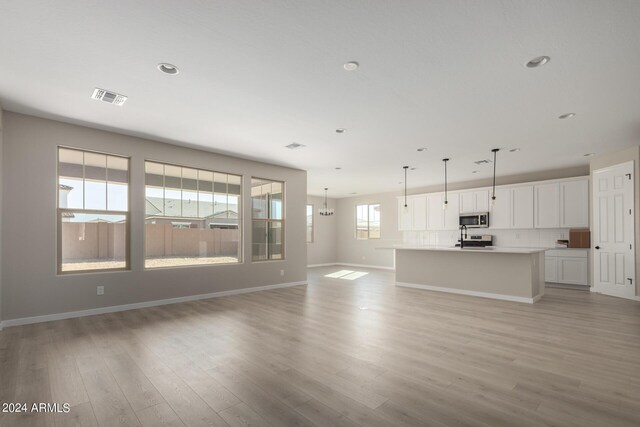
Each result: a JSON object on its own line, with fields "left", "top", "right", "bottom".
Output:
{"left": 403, "top": 229, "right": 570, "bottom": 248}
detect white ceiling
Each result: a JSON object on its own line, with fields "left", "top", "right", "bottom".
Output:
{"left": 1, "top": 1, "right": 639, "bottom": 197}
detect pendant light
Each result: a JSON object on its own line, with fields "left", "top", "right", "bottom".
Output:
{"left": 490, "top": 148, "right": 500, "bottom": 208}
{"left": 403, "top": 166, "right": 409, "bottom": 208}
{"left": 442, "top": 158, "right": 450, "bottom": 210}
{"left": 318, "top": 188, "right": 334, "bottom": 216}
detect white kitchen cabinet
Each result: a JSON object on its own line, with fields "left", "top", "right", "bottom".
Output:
{"left": 545, "top": 257, "right": 558, "bottom": 282}
{"left": 460, "top": 189, "right": 489, "bottom": 213}
{"left": 489, "top": 187, "right": 511, "bottom": 229}
{"left": 511, "top": 185, "right": 534, "bottom": 228}
{"left": 560, "top": 178, "right": 589, "bottom": 228}
{"left": 397, "top": 197, "right": 427, "bottom": 231}
{"left": 534, "top": 183, "right": 560, "bottom": 228}
{"left": 545, "top": 249, "right": 589, "bottom": 286}
{"left": 489, "top": 185, "right": 533, "bottom": 229}
{"left": 412, "top": 196, "right": 427, "bottom": 230}
{"left": 444, "top": 193, "right": 460, "bottom": 230}
{"left": 426, "top": 193, "right": 444, "bottom": 230}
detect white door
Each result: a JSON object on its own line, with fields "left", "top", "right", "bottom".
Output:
{"left": 460, "top": 191, "right": 475, "bottom": 213}
{"left": 593, "top": 161, "right": 635, "bottom": 299}
{"left": 475, "top": 189, "right": 490, "bottom": 212}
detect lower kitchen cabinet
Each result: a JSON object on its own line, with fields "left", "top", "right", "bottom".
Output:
{"left": 545, "top": 249, "right": 589, "bottom": 286}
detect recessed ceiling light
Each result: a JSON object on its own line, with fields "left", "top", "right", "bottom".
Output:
{"left": 526, "top": 56, "right": 550, "bottom": 68}
{"left": 285, "top": 142, "right": 305, "bottom": 149}
{"left": 157, "top": 63, "right": 179, "bottom": 75}
{"left": 472, "top": 170, "right": 480, "bottom": 174}
{"left": 410, "top": 167, "right": 417, "bottom": 170}
{"left": 583, "top": 153, "right": 595, "bottom": 157}
{"left": 350, "top": 192, "right": 357, "bottom": 195}
{"left": 509, "top": 148, "right": 521, "bottom": 152}
{"left": 336, "top": 128, "right": 347, "bottom": 134}
{"left": 417, "top": 147, "right": 427, "bottom": 152}
{"left": 558, "top": 113, "right": 576, "bottom": 119}
{"left": 335, "top": 167, "right": 342, "bottom": 170}
{"left": 343, "top": 61, "right": 359, "bottom": 71}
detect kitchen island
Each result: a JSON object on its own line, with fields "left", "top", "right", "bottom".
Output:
{"left": 386, "top": 246, "right": 546, "bottom": 303}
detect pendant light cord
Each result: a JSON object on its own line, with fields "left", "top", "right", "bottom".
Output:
{"left": 491, "top": 149, "right": 499, "bottom": 201}
{"left": 443, "top": 159, "right": 449, "bottom": 204}
{"left": 403, "top": 166, "right": 408, "bottom": 207}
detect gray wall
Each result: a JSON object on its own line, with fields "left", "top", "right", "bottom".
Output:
{"left": 306, "top": 195, "right": 337, "bottom": 266}
{"left": 1, "top": 112, "right": 307, "bottom": 321}
{"left": 0, "top": 107, "right": 3, "bottom": 325}
{"left": 589, "top": 146, "right": 640, "bottom": 297}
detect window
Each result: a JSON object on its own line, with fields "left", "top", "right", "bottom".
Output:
{"left": 356, "top": 203, "right": 381, "bottom": 239}
{"left": 57, "top": 147, "right": 130, "bottom": 273}
{"left": 251, "top": 178, "right": 284, "bottom": 261}
{"left": 306, "top": 204, "right": 314, "bottom": 243}
{"left": 144, "top": 161, "right": 242, "bottom": 268}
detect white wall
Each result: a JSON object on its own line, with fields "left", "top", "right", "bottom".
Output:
{"left": 1, "top": 112, "right": 307, "bottom": 322}
{"left": 590, "top": 146, "right": 640, "bottom": 297}
{"left": 306, "top": 195, "right": 337, "bottom": 266}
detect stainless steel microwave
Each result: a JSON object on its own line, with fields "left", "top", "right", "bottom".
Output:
{"left": 459, "top": 212, "right": 489, "bottom": 228}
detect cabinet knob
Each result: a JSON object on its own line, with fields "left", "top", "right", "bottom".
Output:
{"left": 595, "top": 246, "right": 600, "bottom": 250}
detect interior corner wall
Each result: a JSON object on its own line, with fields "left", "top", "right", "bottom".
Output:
{"left": 306, "top": 195, "right": 337, "bottom": 266}
{"left": 1, "top": 112, "right": 307, "bottom": 322}
{"left": 0, "top": 106, "right": 3, "bottom": 326}
{"left": 589, "top": 145, "right": 640, "bottom": 297}
{"left": 335, "top": 192, "right": 402, "bottom": 269}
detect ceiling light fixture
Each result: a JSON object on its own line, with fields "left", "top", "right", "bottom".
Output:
{"left": 319, "top": 188, "right": 334, "bottom": 216}
{"left": 335, "top": 167, "right": 342, "bottom": 170}
{"left": 491, "top": 148, "right": 500, "bottom": 208}
{"left": 285, "top": 142, "right": 305, "bottom": 149}
{"left": 558, "top": 113, "right": 576, "bottom": 119}
{"left": 583, "top": 153, "right": 595, "bottom": 157}
{"left": 509, "top": 148, "right": 521, "bottom": 153}
{"left": 343, "top": 61, "right": 359, "bottom": 71}
{"left": 403, "top": 166, "right": 409, "bottom": 208}
{"left": 157, "top": 63, "right": 180, "bottom": 75}
{"left": 336, "top": 128, "right": 347, "bottom": 134}
{"left": 417, "top": 148, "right": 427, "bottom": 152}
{"left": 443, "top": 158, "right": 450, "bottom": 210}
{"left": 472, "top": 170, "right": 480, "bottom": 174}
{"left": 526, "top": 56, "right": 550, "bottom": 68}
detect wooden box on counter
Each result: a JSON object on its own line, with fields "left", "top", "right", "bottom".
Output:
{"left": 569, "top": 228, "right": 591, "bottom": 248}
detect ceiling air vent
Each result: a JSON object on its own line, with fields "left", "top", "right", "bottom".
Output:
{"left": 91, "top": 88, "right": 127, "bottom": 106}
{"left": 285, "top": 142, "right": 305, "bottom": 149}
{"left": 474, "top": 159, "right": 492, "bottom": 165}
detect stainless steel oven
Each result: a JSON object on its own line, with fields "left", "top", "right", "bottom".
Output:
{"left": 459, "top": 212, "right": 489, "bottom": 228}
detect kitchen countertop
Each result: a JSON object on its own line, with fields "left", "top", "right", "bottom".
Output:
{"left": 381, "top": 245, "right": 548, "bottom": 254}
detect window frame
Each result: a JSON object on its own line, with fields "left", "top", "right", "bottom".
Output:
{"left": 306, "top": 204, "right": 314, "bottom": 243}
{"left": 251, "top": 177, "right": 285, "bottom": 262}
{"left": 143, "top": 159, "right": 244, "bottom": 270}
{"left": 56, "top": 146, "right": 131, "bottom": 275}
{"left": 355, "top": 203, "right": 381, "bottom": 240}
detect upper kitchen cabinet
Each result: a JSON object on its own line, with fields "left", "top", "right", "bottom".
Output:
{"left": 534, "top": 182, "right": 560, "bottom": 228}
{"left": 560, "top": 178, "right": 589, "bottom": 227}
{"left": 490, "top": 185, "right": 534, "bottom": 229}
{"left": 534, "top": 178, "right": 588, "bottom": 228}
{"left": 459, "top": 189, "right": 489, "bottom": 213}
{"left": 397, "top": 196, "right": 427, "bottom": 231}
{"left": 426, "top": 192, "right": 460, "bottom": 230}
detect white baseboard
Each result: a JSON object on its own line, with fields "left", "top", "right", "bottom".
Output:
{"left": 0, "top": 281, "right": 307, "bottom": 329}
{"left": 396, "top": 281, "right": 541, "bottom": 304}
{"left": 307, "top": 262, "right": 395, "bottom": 271}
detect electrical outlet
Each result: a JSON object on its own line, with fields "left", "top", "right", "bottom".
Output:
{"left": 97, "top": 286, "right": 104, "bottom": 296}
{"left": 280, "top": 269, "right": 285, "bottom": 276}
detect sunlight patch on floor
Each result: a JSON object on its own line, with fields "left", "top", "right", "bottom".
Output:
{"left": 324, "top": 270, "right": 369, "bottom": 280}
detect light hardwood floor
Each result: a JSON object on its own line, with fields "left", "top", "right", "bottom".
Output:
{"left": 1, "top": 266, "right": 640, "bottom": 426}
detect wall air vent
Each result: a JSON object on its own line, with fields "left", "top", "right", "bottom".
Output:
{"left": 91, "top": 88, "right": 127, "bottom": 106}
{"left": 285, "top": 142, "right": 306, "bottom": 149}
{"left": 474, "top": 159, "right": 492, "bottom": 165}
